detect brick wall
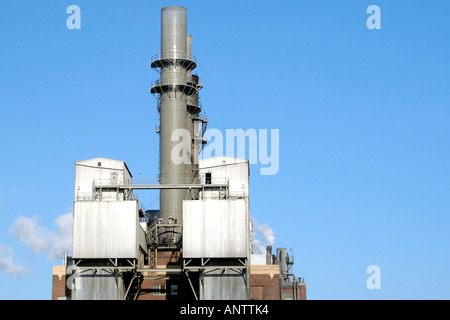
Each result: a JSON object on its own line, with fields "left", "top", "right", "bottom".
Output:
{"left": 249, "top": 265, "right": 281, "bottom": 300}
{"left": 299, "top": 282, "right": 307, "bottom": 300}
{"left": 52, "top": 266, "right": 68, "bottom": 300}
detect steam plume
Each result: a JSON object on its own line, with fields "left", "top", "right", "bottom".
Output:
{"left": 251, "top": 217, "right": 275, "bottom": 254}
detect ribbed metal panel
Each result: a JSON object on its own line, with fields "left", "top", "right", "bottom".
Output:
{"left": 202, "top": 269, "right": 247, "bottom": 300}
{"left": 182, "top": 199, "right": 249, "bottom": 258}
{"left": 73, "top": 200, "right": 146, "bottom": 259}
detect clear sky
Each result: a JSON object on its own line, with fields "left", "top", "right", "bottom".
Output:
{"left": 0, "top": 0, "right": 449, "bottom": 300}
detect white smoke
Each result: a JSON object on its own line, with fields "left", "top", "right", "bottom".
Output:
{"left": 252, "top": 239, "right": 267, "bottom": 256}
{"left": 9, "top": 213, "right": 73, "bottom": 260}
{"left": 251, "top": 217, "right": 275, "bottom": 255}
{"left": 0, "top": 244, "right": 33, "bottom": 277}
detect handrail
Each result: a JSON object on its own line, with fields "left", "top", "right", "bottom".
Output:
{"left": 150, "top": 79, "right": 160, "bottom": 87}
{"left": 74, "top": 192, "right": 138, "bottom": 201}
{"left": 150, "top": 79, "right": 202, "bottom": 89}
{"left": 201, "top": 177, "right": 229, "bottom": 185}
{"left": 282, "top": 275, "right": 305, "bottom": 283}
{"left": 151, "top": 51, "right": 197, "bottom": 64}
{"left": 92, "top": 177, "right": 158, "bottom": 186}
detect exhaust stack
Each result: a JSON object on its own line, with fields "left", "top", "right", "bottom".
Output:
{"left": 151, "top": 6, "right": 199, "bottom": 222}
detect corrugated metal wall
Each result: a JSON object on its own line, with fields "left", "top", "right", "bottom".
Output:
{"left": 73, "top": 200, "right": 146, "bottom": 259}
{"left": 201, "top": 269, "right": 247, "bottom": 300}
{"left": 182, "top": 199, "right": 249, "bottom": 258}
{"left": 72, "top": 270, "right": 125, "bottom": 300}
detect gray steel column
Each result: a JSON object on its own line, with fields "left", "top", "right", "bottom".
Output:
{"left": 186, "top": 33, "right": 201, "bottom": 192}
{"left": 159, "top": 6, "right": 188, "bottom": 222}
{"left": 186, "top": 33, "right": 193, "bottom": 78}
{"left": 151, "top": 6, "right": 199, "bottom": 220}
{"left": 186, "top": 33, "right": 194, "bottom": 188}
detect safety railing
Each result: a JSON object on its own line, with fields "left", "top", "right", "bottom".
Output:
{"left": 74, "top": 191, "right": 138, "bottom": 201}
{"left": 228, "top": 191, "right": 248, "bottom": 198}
{"left": 74, "top": 192, "right": 96, "bottom": 201}
{"left": 150, "top": 51, "right": 197, "bottom": 65}
{"left": 200, "top": 191, "right": 247, "bottom": 200}
{"left": 282, "top": 275, "right": 305, "bottom": 283}
{"left": 93, "top": 178, "right": 130, "bottom": 186}
{"left": 150, "top": 79, "right": 162, "bottom": 88}
{"left": 146, "top": 218, "right": 182, "bottom": 250}
{"left": 200, "top": 176, "right": 229, "bottom": 185}
{"left": 93, "top": 178, "right": 158, "bottom": 186}
{"left": 150, "top": 79, "right": 202, "bottom": 89}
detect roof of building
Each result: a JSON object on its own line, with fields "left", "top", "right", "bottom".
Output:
{"left": 75, "top": 157, "right": 132, "bottom": 177}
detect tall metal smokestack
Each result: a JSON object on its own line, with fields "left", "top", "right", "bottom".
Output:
{"left": 186, "top": 33, "right": 203, "bottom": 195}
{"left": 186, "top": 33, "right": 194, "bottom": 188}
{"left": 151, "top": 6, "right": 198, "bottom": 222}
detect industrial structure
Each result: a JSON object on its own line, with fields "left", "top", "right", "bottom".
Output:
{"left": 52, "top": 6, "right": 306, "bottom": 300}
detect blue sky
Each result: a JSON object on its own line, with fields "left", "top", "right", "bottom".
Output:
{"left": 0, "top": 0, "right": 449, "bottom": 299}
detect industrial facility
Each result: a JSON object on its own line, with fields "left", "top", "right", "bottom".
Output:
{"left": 52, "top": 6, "right": 306, "bottom": 300}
